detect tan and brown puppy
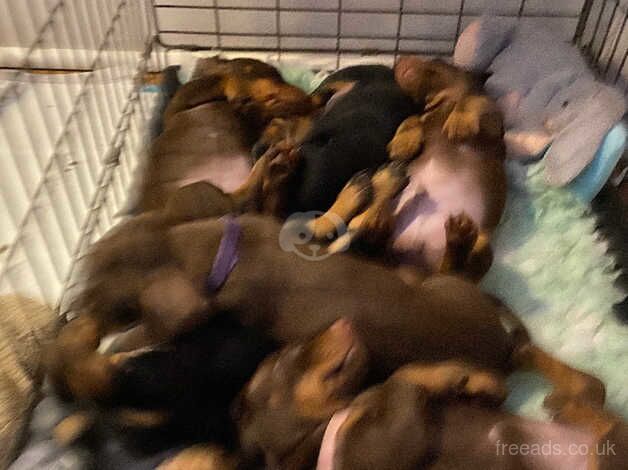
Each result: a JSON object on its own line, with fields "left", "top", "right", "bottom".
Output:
{"left": 48, "top": 212, "right": 604, "bottom": 424}
{"left": 237, "top": 321, "right": 625, "bottom": 470}
{"left": 385, "top": 57, "right": 507, "bottom": 280}
{"left": 135, "top": 56, "right": 313, "bottom": 212}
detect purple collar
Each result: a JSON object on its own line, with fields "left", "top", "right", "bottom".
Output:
{"left": 206, "top": 216, "right": 241, "bottom": 293}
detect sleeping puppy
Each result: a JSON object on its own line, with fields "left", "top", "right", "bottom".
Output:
{"left": 135, "top": 56, "right": 313, "bottom": 212}
{"left": 48, "top": 212, "right": 605, "bottom": 428}
{"left": 386, "top": 56, "right": 507, "bottom": 279}
{"left": 236, "top": 320, "right": 626, "bottom": 470}
{"left": 325, "top": 373, "right": 627, "bottom": 470}
{"left": 225, "top": 65, "right": 418, "bottom": 217}
{"left": 52, "top": 313, "right": 276, "bottom": 457}
{"left": 255, "top": 59, "right": 505, "bottom": 278}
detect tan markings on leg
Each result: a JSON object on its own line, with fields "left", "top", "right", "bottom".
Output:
{"left": 465, "top": 371, "right": 508, "bottom": 405}
{"left": 548, "top": 401, "right": 619, "bottom": 443}
{"left": 515, "top": 345, "right": 606, "bottom": 412}
{"left": 387, "top": 115, "right": 425, "bottom": 161}
{"left": 443, "top": 94, "right": 502, "bottom": 141}
{"left": 393, "top": 361, "right": 507, "bottom": 403}
{"left": 47, "top": 315, "right": 120, "bottom": 401}
{"left": 65, "top": 353, "right": 118, "bottom": 400}
{"left": 53, "top": 412, "right": 95, "bottom": 446}
{"left": 115, "top": 409, "right": 171, "bottom": 428}
{"left": 346, "top": 163, "right": 409, "bottom": 246}
{"left": 308, "top": 171, "right": 373, "bottom": 240}
{"left": 157, "top": 445, "right": 236, "bottom": 470}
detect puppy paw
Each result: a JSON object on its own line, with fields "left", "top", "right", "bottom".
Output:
{"left": 543, "top": 376, "right": 606, "bottom": 417}
{"left": 308, "top": 170, "right": 372, "bottom": 240}
{"left": 443, "top": 107, "right": 481, "bottom": 141}
{"left": 393, "top": 362, "right": 469, "bottom": 396}
{"left": 445, "top": 213, "right": 478, "bottom": 252}
{"left": 464, "top": 372, "right": 508, "bottom": 406}
{"left": 157, "top": 445, "right": 235, "bottom": 470}
{"left": 388, "top": 132, "right": 423, "bottom": 161}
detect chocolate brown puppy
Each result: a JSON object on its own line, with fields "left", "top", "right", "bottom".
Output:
{"left": 135, "top": 56, "right": 313, "bottom": 213}
{"left": 327, "top": 373, "right": 627, "bottom": 470}
{"left": 237, "top": 321, "right": 622, "bottom": 470}
{"left": 385, "top": 57, "right": 507, "bottom": 280}
{"left": 49, "top": 214, "right": 604, "bottom": 416}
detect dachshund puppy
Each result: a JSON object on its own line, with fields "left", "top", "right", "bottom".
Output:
{"left": 236, "top": 320, "right": 623, "bottom": 470}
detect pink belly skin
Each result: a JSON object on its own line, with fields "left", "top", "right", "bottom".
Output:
{"left": 177, "top": 153, "right": 252, "bottom": 193}
{"left": 392, "top": 152, "right": 486, "bottom": 272}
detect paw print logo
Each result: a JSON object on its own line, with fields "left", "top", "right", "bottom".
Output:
{"left": 279, "top": 211, "right": 348, "bottom": 261}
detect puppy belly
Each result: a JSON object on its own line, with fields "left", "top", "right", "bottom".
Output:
{"left": 392, "top": 158, "right": 486, "bottom": 271}
{"left": 177, "top": 153, "right": 252, "bottom": 193}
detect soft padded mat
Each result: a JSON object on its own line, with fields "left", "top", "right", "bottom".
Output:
{"left": 483, "top": 162, "right": 627, "bottom": 419}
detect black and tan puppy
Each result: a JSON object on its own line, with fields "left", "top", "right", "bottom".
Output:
{"left": 215, "top": 65, "right": 418, "bottom": 218}
{"left": 237, "top": 321, "right": 626, "bottom": 470}
{"left": 50, "top": 314, "right": 275, "bottom": 454}
{"left": 251, "top": 60, "right": 506, "bottom": 278}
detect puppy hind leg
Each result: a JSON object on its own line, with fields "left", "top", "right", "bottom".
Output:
{"left": 346, "top": 162, "right": 410, "bottom": 248}
{"left": 46, "top": 315, "right": 120, "bottom": 402}
{"left": 439, "top": 212, "right": 479, "bottom": 275}
{"left": 393, "top": 361, "right": 508, "bottom": 405}
{"left": 387, "top": 115, "right": 425, "bottom": 161}
{"left": 513, "top": 345, "right": 606, "bottom": 414}
{"left": 307, "top": 170, "right": 374, "bottom": 241}
{"left": 464, "top": 231, "right": 493, "bottom": 282}
{"left": 439, "top": 214, "right": 494, "bottom": 282}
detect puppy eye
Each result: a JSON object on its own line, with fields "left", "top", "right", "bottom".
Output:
{"left": 299, "top": 232, "right": 307, "bottom": 240}
{"left": 561, "top": 100, "right": 569, "bottom": 108}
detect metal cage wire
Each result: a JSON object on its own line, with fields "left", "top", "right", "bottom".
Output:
{"left": 0, "top": 0, "right": 626, "bottom": 314}
{"left": 0, "top": 0, "right": 158, "bottom": 312}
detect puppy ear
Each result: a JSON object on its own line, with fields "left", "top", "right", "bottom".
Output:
{"left": 139, "top": 266, "right": 209, "bottom": 340}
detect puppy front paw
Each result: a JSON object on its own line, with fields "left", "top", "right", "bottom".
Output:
{"left": 443, "top": 107, "right": 481, "bottom": 141}
{"left": 543, "top": 376, "right": 606, "bottom": 417}
{"left": 388, "top": 130, "right": 423, "bottom": 161}
{"left": 445, "top": 213, "right": 478, "bottom": 253}
{"left": 388, "top": 115, "right": 424, "bottom": 161}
